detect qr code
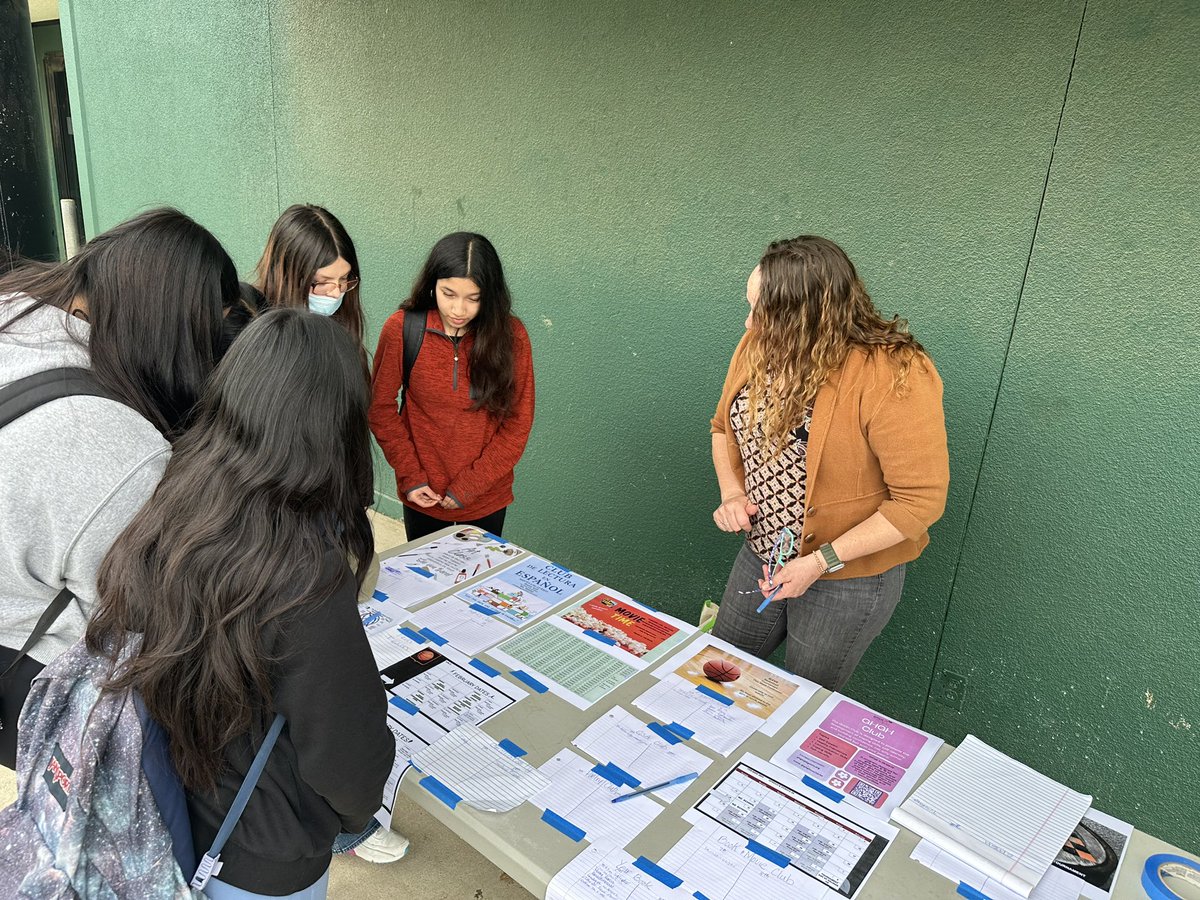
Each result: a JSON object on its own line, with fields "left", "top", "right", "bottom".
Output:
{"left": 848, "top": 779, "right": 886, "bottom": 808}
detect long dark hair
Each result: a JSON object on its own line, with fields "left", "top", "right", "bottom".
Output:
{"left": 0, "top": 208, "right": 234, "bottom": 438}
{"left": 746, "top": 235, "right": 926, "bottom": 455}
{"left": 87, "top": 308, "right": 375, "bottom": 792}
{"left": 402, "top": 232, "right": 517, "bottom": 418}
{"left": 254, "top": 204, "right": 364, "bottom": 342}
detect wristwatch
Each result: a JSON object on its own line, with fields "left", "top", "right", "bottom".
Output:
{"left": 818, "top": 543, "right": 845, "bottom": 573}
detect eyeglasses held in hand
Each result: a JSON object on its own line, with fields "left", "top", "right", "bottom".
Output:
{"left": 738, "top": 526, "right": 795, "bottom": 595}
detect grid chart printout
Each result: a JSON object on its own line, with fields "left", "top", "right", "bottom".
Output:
{"left": 891, "top": 734, "right": 1093, "bottom": 899}
{"left": 411, "top": 724, "right": 550, "bottom": 812}
{"left": 532, "top": 749, "right": 667, "bottom": 847}
{"left": 547, "top": 843, "right": 694, "bottom": 900}
{"left": 681, "top": 756, "right": 892, "bottom": 898}
{"left": 374, "top": 526, "right": 526, "bottom": 608}
{"left": 380, "top": 646, "right": 523, "bottom": 732}
{"left": 571, "top": 707, "right": 713, "bottom": 803}
{"left": 490, "top": 619, "right": 642, "bottom": 708}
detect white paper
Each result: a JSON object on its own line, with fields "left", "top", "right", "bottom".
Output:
{"left": 912, "top": 840, "right": 1079, "bottom": 900}
{"left": 632, "top": 638, "right": 818, "bottom": 755}
{"left": 892, "top": 735, "right": 1093, "bottom": 898}
{"left": 532, "top": 749, "right": 667, "bottom": 847}
{"left": 768, "top": 693, "right": 942, "bottom": 819}
{"left": 660, "top": 818, "right": 828, "bottom": 900}
{"left": 375, "top": 710, "right": 430, "bottom": 826}
{"left": 381, "top": 645, "right": 525, "bottom": 732}
{"left": 364, "top": 620, "right": 429, "bottom": 670}
{"left": 547, "top": 843, "right": 693, "bottom": 900}
{"left": 572, "top": 707, "right": 713, "bottom": 803}
{"left": 405, "top": 596, "right": 517, "bottom": 655}
{"left": 374, "top": 527, "right": 526, "bottom": 608}
{"left": 911, "top": 807, "right": 1132, "bottom": 900}
{"left": 411, "top": 723, "right": 550, "bottom": 812}
{"left": 676, "top": 754, "right": 895, "bottom": 899}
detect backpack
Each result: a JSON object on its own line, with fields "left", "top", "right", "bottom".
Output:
{"left": 0, "top": 636, "right": 283, "bottom": 898}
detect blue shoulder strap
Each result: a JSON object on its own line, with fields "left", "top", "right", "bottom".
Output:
{"left": 189, "top": 713, "right": 286, "bottom": 892}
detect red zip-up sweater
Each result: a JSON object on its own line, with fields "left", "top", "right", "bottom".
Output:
{"left": 369, "top": 309, "right": 535, "bottom": 521}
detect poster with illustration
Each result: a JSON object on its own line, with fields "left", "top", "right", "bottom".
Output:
{"left": 373, "top": 527, "right": 525, "bottom": 607}
{"left": 769, "top": 693, "right": 942, "bottom": 818}
{"left": 455, "top": 555, "right": 593, "bottom": 627}
{"left": 557, "top": 589, "right": 692, "bottom": 663}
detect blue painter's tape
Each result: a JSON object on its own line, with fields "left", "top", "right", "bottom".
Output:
{"left": 372, "top": 589, "right": 388, "bottom": 601}
{"left": 420, "top": 775, "right": 461, "bottom": 810}
{"left": 802, "top": 775, "right": 844, "bottom": 803}
{"left": 956, "top": 883, "right": 994, "bottom": 900}
{"left": 548, "top": 562, "right": 573, "bottom": 575}
{"left": 582, "top": 629, "right": 618, "bottom": 646}
{"left": 469, "top": 658, "right": 501, "bottom": 678}
{"left": 695, "top": 684, "right": 734, "bottom": 705}
{"left": 694, "top": 893, "right": 713, "bottom": 900}
{"left": 418, "top": 627, "right": 448, "bottom": 646}
{"left": 605, "top": 762, "right": 641, "bottom": 787}
{"left": 591, "top": 763, "right": 623, "bottom": 786}
{"left": 665, "top": 722, "right": 695, "bottom": 740}
{"left": 483, "top": 532, "right": 507, "bottom": 544}
{"left": 540, "top": 808, "right": 585, "bottom": 842}
{"left": 511, "top": 670, "right": 548, "bottom": 693}
{"left": 469, "top": 602, "right": 500, "bottom": 616}
{"left": 408, "top": 566, "right": 435, "bottom": 580}
{"left": 498, "top": 738, "right": 526, "bottom": 758}
{"left": 389, "top": 695, "right": 419, "bottom": 716}
{"left": 647, "top": 722, "right": 682, "bottom": 745}
{"left": 399, "top": 627, "right": 426, "bottom": 644}
{"left": 633, "top": 857, "right": 683, "bottom": 889}
{"left": 746, "top": 840, "right": 790, "bottom": 868}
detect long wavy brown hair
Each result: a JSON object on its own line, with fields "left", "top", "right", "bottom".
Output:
{"left": 744, "top": 235, "right": 926, "bottom": 456}
{"left": 254, "top": 204, "right": 364, "bottom": 342}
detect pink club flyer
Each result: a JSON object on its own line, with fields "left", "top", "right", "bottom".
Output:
{"left": 770, "top": 693, "right": 943, "bottom": 819}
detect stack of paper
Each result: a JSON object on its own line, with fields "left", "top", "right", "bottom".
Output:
{"left": 891, "top": 735, "right": 1092, "bottom": 898}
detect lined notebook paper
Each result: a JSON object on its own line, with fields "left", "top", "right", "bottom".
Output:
{"left": 891, "top": 735, "right": 1092, "bottom": 898}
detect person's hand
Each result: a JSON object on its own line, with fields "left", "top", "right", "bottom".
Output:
{"left": 439, "top": 494, "right": 462, "bottom": 510}
{"left": 713, "top": 493, "right": 758, "bottom": 532}
{"left": 407, "top": 486, "right": 442, "bottom": 508}
{"left": 759, "top": 553, "right": 825, "bottom": 602}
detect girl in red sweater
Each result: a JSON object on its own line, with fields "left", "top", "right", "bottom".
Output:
{"left": 369, "top": 233, "right": 535, "bottom": 541}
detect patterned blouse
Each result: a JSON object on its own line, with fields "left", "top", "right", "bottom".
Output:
{"left": 730, "top": 385, "right": 811, "bottom": 562}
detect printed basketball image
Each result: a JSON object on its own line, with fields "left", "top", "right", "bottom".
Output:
{"left": 703, "top": 659, "right": 741, "bottom": 683}
{"left": 416, "top": 649, "right": 438, "bottom": 663}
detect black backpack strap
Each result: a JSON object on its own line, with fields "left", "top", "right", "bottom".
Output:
{"left": 399, "top": 309, "right": 426, "bottom": 412}
{"left": 0, "top": 367, "right": 114, "bottom": 430}
{"left": 0, "top": 368, "right": 113, "bottom": 673}
{"left": 0, "top": 588, "right": 75, "bottom": 679}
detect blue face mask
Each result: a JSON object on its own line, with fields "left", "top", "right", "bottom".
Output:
{"left": 308, "top": 292, "right": 344, "bottom": 317}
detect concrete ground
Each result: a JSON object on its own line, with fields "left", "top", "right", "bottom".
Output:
{"left": 0, "top": 509, "right": 534, "bottom": 900}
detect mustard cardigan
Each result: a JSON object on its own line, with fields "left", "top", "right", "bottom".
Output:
{"left": 710, "top": 333, "right": 950, "bottom": 579}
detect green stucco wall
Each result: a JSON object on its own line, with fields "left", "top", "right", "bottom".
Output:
{"left": 60, "top": 0, "right": 1199, "bottom": 852}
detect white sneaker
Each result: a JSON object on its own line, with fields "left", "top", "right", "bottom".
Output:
{"left": 348, "top": 828, "right": 411, "bottom": 864}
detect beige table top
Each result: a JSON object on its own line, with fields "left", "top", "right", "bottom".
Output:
{"left": 378, "top": 529, "right": 1187, "bottom": 899}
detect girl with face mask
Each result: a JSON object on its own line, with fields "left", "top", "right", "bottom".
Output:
{"left": 249, "top": 205, "right": 365, "bottom": 342}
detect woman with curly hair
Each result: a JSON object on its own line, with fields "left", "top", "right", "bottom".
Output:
{"left": 710, "top": 236, "right": 949, "bottom": 690}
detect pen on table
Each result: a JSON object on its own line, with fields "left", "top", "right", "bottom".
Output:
{"left": 611, "top": 772, "right": 699, "bottom": 803}
{"left": 756, "top": 584, "right": 782, "bottom": 614}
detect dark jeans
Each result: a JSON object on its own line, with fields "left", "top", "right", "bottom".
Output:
{"left": 0, "top": 645, "right": 46, "bottom": 769}
{"left": 401, "top": 505, "right": 507, "bottom": 542}
{"left": 712, "top": 542, "right": 906, "bottom": 691}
